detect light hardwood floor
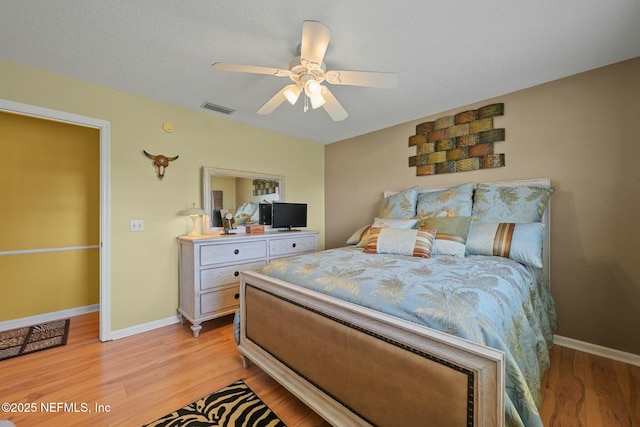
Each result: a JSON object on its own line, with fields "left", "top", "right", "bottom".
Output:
{"left": 0, "top": 312, "right": 638, "bottom": 426}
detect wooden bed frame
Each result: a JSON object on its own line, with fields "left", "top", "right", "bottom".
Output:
{"left": 238, "top": 178, "right": 551, "bottom": 426}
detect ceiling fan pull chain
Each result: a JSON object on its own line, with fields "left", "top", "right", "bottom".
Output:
{"left": 303, "top": 93, "right": 309, "bottom": 113}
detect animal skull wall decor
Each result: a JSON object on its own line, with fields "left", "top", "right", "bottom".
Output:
{"left": 143, "top": 150, "right": 179, "bottom": 180}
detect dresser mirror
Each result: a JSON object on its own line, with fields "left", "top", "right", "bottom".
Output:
{"left": 202, "top": 166, "right": 285, "bottom": 233}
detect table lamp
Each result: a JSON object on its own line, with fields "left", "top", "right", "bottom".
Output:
{"left": 179, "top": 204, "right": 206, "bottom": 237}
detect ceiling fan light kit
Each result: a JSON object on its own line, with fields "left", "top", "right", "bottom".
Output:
{"left": 283, "top": 84, "right": 301, "bottom": 105}
{"left": 303, "top": 77, "right": 321, "bottom": 97}
{"left": 211, "top": 20, "right": 398, "bottom": 121}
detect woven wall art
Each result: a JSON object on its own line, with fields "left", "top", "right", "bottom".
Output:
{"left": 253, "top": 179, "right": 279, "bottom": 196}
{"left": 408, "top": 103, "right": 505, "bottom": 176}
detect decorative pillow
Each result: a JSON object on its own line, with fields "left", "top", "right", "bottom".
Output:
{"left": 354, "top": 217, "right": 419, "bottom": 247}
{"left": 235, "top": 201, "right": 258, "bottom": 218}
{"left": 372, "top": 217, "right": 418, "bottom": 229}
{"left": 418, "top": 216, "right": 472, "bottom": 258}
{"left": 416, "top": 183, "right": 474, "bottom": 218}
{"left": 233, "top": 213, "right": 253, "bottom": 225}
{"left": 346, "top": 224, "right": 371, "bottom": 245}
{"left": 466, "top": 222, "right": 545, "bottom": 268}
{"left": 363, "top": 227, "right": 436, "bottom": 258}
{"left": 378, "top": 188, "right": 419, "bottom": 219}
{"left": 472, "top": 184, "right": 555, "bottom": 223}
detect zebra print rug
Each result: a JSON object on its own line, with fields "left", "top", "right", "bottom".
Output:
{"left": 0, "top": 318, "right": 70, "bottom": 361}
{"left": 144, "top": 380, "right": 286, "bottom": 427}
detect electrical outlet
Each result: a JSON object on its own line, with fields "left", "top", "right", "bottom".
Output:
{"left": 130, "top": 220, "right": 144, "bottom": 232}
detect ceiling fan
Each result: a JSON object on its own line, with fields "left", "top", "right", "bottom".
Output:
{"left": 211, "top": 20, "right": 399, "bottom": 121}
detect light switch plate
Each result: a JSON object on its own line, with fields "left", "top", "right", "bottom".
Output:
{"left": 130, "top": 220, "right": 144, "bottom": 232}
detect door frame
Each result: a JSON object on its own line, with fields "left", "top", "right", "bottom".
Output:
{"left": 0, "top": 99, "right": 112, "bottom": 341}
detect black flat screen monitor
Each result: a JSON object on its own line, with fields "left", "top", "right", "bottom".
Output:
{"left": 258, "top": 203, "right": 272, "bottom": 225}
{"left": 271, "top": 202, "right": 307, "bottom": 231}
{"left": 212, "top": 209, "right": 223, "bottom": 227}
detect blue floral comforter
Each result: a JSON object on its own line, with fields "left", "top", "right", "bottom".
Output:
{"left": 259, "top": 246, "right": 557, "bottom": 427}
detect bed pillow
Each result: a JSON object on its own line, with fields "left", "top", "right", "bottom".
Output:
{"left": 416, "top": 183, "right": 474, "bottom": 218}
{"left": 351, "top": 217, "right": 419, "bottom": 247}
{"left": 234, "top": 213, "right": 253, "bottom": 225}
{"left": 378, "top": 188, "right": 419, "bottom": 219}
{"left": 372, "top": 217, "right": 418, "bottom": 229}
{"left": 363, "top": 227, "right": 436, "bottom": 258}
{"left": 235, "top": 201, "right": 258, "bottom": 218}
{"left": 466, "top": 222, "right": 544, "bottom": 268}
{"left": 472, "top": 184, "right": 554, "bottom": 223}
{"left": 418, "top": 216, "right": 472, "bottom": 258}
{"left": 346, "top": 224, "right": 372, "bottom": 245}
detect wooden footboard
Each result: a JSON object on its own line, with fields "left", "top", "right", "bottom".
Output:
{"left": 239, "top": 270, "right": 505, "bottom": 427}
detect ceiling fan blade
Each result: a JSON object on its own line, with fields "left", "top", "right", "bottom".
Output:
{"left": 320, "top": 86, "right": 348, "bottom": 121}
{"left": 300, "top": 20, "right": 331, "bottom": 69}
{"left": 212, "top": 62, "right": 290, "bottom": 77}
{"left": 325, "top": 70, "right": 399, "bottom": 88}
{"left": 257, "top": 89, "right": 287, "bottom": 115}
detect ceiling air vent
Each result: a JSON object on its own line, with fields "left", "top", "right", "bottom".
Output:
{"left": 201, "top": 102, "right": 235, "bottom": 115}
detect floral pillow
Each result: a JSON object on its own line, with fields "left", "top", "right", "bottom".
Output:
{"left": 416, "top": 183, "right": 474, "bottom": 218}
{"left": 378, "top": 188, "right": 419, "bottom": 219}
{"left": 234, "top": 213, "right": 254, "bottom": 225}
{"left": 235, "top": 201, "right": 258, "bottom": 218}
{"left": 472, "top": 184, "right": 554, "bottom": 223}
{"left": 363, "top": 227, "right": 436, "bottom": 258}
{"left": 418, "top": 216, "right": 472, "bottom": 258}
{"left": 466, "top": 222, "right": 545, "bottom": 268}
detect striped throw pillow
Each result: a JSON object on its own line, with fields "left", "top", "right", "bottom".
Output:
{"left": 466, "top": 222, "right": 544, "bottom": 268}
{"left": 363, "top": 227, "right": 436, "bottom": 258}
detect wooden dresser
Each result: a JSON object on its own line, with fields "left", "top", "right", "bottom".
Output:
{"left": 177, "top": 231, "right": 318, "bottom": 337}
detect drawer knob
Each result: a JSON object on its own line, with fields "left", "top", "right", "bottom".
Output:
{"left": 292, "top": 243, "right": 296, "bottom": 248}
{"left": 234, "top": 249, "right": 240, "bottom": 255}
{"left": 234, "top": 271, "right": 240, "bottom": 277}
{"left": 234, "top": 293, "right": 240, "bottom": 300}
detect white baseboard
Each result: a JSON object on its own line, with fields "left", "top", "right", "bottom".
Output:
{"left": 109, "top": 315, "right": 181, "bottom": 341}
{"left": 0, "top": 304, "right": 99, "bottom": 331}
{"left": 554, "top": 335, "right": 640, "bottom": 367}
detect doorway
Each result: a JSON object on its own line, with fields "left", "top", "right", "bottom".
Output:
{"left": 0, "top": 99, "right": 111, "bottom": 341}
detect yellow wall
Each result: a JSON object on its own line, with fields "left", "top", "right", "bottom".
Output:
{"left": 0, "top": 250, "right": 99, "bottom": 319}
{"left": 0, "top": 59, "right": 325, "bottom": 331}
{"left": 325, "top": 57, "right": 640, "bottom": 355}
{"left": 0, "top": 112, "right": 99, "bottom": 320}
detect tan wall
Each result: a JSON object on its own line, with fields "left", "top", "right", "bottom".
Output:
{"left": 325, "top": 57, "right": 640, "bottom": 355}
{"left": 1, "top": 59, "right": 325, "bottom": 332}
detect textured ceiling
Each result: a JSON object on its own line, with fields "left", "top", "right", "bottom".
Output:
{"left": 2, "top": 1, "right": 639, "bottom": 144}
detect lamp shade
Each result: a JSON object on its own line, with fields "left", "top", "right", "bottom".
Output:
{"left": 304, "top": 79, "right": 321, "bottom": 97}
{"left": 309, "top": 92, "right": 326, "bottom": 109}
{"left": 179, "top": 204, "right": 206, "bottom": 237}
{"left": 179, "top": 207, "right": 206, "bottom": 216}
{"left": 283, "top": 84, "right": 302, "bottom": 105}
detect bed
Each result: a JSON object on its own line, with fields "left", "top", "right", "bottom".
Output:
{"left": 237, "top": 178, "right": 556, "bottom": 427}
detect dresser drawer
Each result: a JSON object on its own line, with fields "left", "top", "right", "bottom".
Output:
{"left": 200, "top": 260, "right": 266, "bottom": 291}
{"left": 269, "top": 235, "right": 317, "bottom": 257}
{"left": 200, "top": 240, "right": 267, "bottom": 265}
{"left": 200, "top": 286, "right": 240, "bottom": 316}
